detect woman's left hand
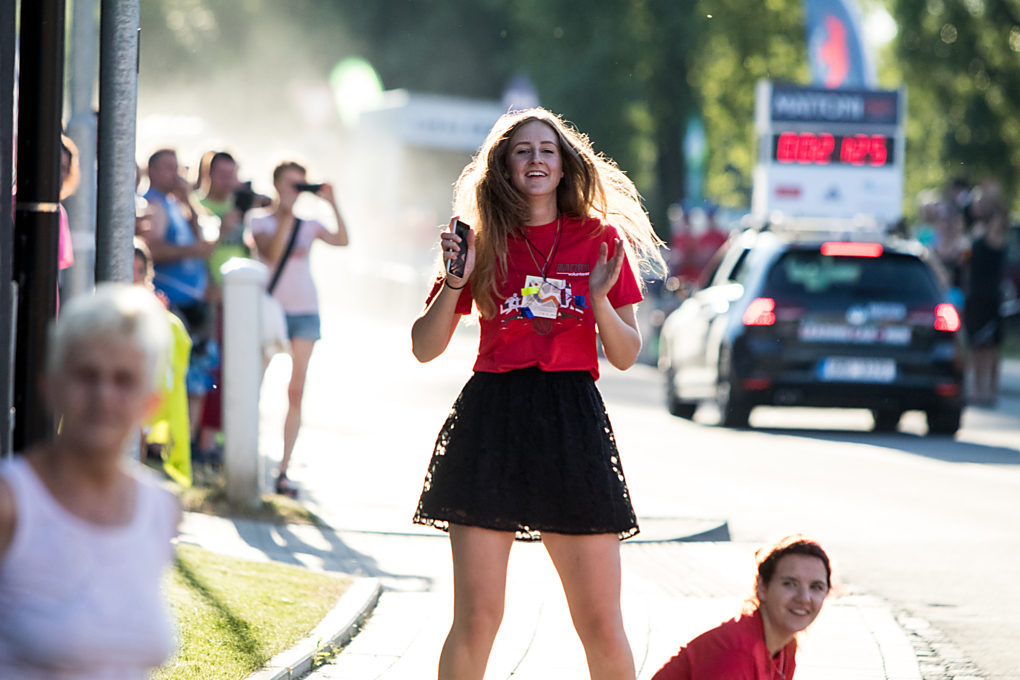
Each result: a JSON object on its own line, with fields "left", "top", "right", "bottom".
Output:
{"left": 589, "top": 238, "right": 625, "bottom": 301}
{"left": 316, "top": 182, "right": 336, "bottom": 205}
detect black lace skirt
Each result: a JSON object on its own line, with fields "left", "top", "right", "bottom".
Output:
{"left": 413, "top": 367, "right": 639, "bottom": 541}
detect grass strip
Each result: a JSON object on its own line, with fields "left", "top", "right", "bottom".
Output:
{"left": 157, "top": 544, "right": 350, "bottom": 680}
{"left": 174, "top": 468, "right": 324, "bottom": 526}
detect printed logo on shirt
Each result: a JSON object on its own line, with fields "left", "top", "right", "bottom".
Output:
{"left": 556, "top": 263, "right": 590, "bottom": 277}
{"left": 499, "top": 274, "right": 587, "bottom": 335}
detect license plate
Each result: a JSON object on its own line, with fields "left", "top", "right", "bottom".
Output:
{"left": 799, "top": 324, "right": 912, "bottom": 345}
{"left": 818, "top": 357, "right": 896, "bottom": 383}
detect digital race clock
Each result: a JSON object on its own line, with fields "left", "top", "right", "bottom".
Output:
{"left": 771, "top": 132, "right": 894, "bottom": 167}
{"left": 752, "top": 81, "right": 906, "bottom": 222}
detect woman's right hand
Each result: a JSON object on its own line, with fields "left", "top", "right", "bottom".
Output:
{"left": 412, "top": 218, "right": 475, "bottom": 363}
{"left": 441, "top": 217, "right": 476, "bottom": 286}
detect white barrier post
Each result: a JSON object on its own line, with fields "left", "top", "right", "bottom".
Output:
{"left": 221, "top": 258, "right": 267, "bottom": 507}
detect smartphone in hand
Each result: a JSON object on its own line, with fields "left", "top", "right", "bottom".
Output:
{"left": 446, "top": 219, "right": 470, "bottom": 279}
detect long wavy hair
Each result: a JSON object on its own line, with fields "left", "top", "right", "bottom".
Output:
{"left": 451, "top": 108, "right": 665, "bottom": 319}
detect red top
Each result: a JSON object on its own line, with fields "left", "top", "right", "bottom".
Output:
{"left": 427, "top": 216, "right": 643, "bottom": 380}
{"left": 651, "top": 610, "right": 797, "bottom": 680}
{"left": 670, "top": 231, "right": 699, "bottom": 282}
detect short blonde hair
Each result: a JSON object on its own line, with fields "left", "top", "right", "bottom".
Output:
{"left": 48, "top": 283, "right": 170, "bottom": 389}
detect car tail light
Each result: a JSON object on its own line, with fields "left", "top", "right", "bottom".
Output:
{"left": 743, "top": 378, "right": 773, "bottom": 390}
{"left": 820, "top": 242, "right": 883, "bottom": 257}
{"left": 743, "top": 297, "right": 776, "bottom": 326}
{"left": 934, "top": 303, "right": 961, "bottom": 332}
{"left": 935, "top": 383, "right": 961, "bottom": 397}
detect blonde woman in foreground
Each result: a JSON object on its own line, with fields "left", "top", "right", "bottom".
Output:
{"left": 0, "top": 284, "right": 179, "bottom": 679}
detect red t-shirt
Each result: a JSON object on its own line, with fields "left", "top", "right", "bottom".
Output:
{"left": 651, "top": 610, "right": 797, "bottom": 680}
{"left": 428, "top": 216, "right": 643, "bottom": 380}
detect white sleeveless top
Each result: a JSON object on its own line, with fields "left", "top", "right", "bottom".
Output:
{"left": 0, "top": 457, "right": 178, "bottom": 680}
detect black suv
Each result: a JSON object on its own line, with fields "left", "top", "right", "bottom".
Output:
{"left": 658, "top": 222, "right": 966, "bottom": 434}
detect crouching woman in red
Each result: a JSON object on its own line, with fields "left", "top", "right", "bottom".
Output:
{"left": 411, "top": 107, "right": 664, "bottom": 680}
{"left": 653, "top": 536, "right": 834, "bottom": 680}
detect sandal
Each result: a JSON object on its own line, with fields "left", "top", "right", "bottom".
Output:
{"left": 275, "top": 473, "right": 298, "bottom": 498}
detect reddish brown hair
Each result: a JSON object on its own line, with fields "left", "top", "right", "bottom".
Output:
{"left": 746, "top": 535, "right": 833, "bottom": 612}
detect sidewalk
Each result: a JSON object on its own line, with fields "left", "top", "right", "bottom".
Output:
{"left": 224, "top": 292, "right": 983, "bottom": 679}
{"left": 179, "top": 512, "right": 926, "bottom": 680}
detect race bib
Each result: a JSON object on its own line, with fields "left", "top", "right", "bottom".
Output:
{"left": 522, "top": 275, "right": 566, "bottom": 319}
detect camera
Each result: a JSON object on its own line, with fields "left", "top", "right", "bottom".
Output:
{"left": 234, "top": 181, "right": 256, "bottom": 215}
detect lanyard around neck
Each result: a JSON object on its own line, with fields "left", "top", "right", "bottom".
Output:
{"left": 522, "top": 216, "right": 562, "bottom": 282}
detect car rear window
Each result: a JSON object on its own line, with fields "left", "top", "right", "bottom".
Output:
{"left": 764, "top": 249, "right": 941, "bottom": 304}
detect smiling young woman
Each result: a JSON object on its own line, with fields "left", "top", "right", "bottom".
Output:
{"left": 652, "top": 536, "right": 833, "bottom": 680}
{"left": 410, "top": 108, "right": 664, "bottom": 680}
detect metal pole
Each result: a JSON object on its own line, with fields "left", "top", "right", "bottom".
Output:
{"left": 65, "top": 0, "right": 99, "bottom": 298}
{"left": 95, "top": 0, "right": 139, "bottom": 284}
{"left": 13, "top": 0, "right": 66, "bottom": 450}
{"left": 0, "top": 0, "right": 16, "bottom": 458}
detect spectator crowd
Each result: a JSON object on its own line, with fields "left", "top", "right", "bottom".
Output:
{"left": 130, "top": 148, "right": 349, "bottom": 491}
{"left": 909, "top": 177, "right": 1015, "bottom": 405}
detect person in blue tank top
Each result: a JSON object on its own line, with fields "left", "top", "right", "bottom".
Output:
{"left": 142, "top": 149, "right": 214, "bottom": 326}
{"left": 141, "top": 149, "right": 217, "bottom": 450}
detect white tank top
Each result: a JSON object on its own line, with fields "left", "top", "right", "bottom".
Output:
{"left": 0, "top": 457, "right": 178, "bottom": 680}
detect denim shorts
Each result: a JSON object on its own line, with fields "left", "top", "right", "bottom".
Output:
{"left": 286, "top": 313, "right": 321, "bottom": 341}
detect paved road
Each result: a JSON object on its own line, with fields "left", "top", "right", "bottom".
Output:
{"left": 261, "top": 250, "right": 1019, "bottom": 678}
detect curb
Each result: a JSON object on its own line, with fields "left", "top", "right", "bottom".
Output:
{"left": 246, "top": 577, "right": 382, "bottom": 680}
{"left": 627, "top": 517, "right": 731, "bottom": 543}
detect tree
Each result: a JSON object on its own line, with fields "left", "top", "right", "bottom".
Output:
{"left": 891, "top": 0, "right": 1020, "bottom": 209}
{"left": 135, "top": 0, "right": 816, "bottom": 224}
{"left": 691, "top": 0, "right": 808, "bottom": 208}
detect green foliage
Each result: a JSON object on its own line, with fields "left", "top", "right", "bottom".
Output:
{"left": 892, "top": 0, "right": 1020, "bottom": 210}
{"left": 139, "top": 0, "right": 1020, "bottom": 223}
{"left": 138, "top": 0, "right": 811, "bottom": 230}
{"left": 692, "top": 0, "right": 808, "bottom": 208}
{"left": 504, "top": 1, "right": 704, "bottom": 231}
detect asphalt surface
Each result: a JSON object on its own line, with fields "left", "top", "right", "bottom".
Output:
{"left": 243, "top": 245, "right": 1020, "bottom": 678}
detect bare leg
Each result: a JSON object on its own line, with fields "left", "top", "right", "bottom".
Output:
{"left": 972, "top": 347, "right": 994, "bottom": 402}
{"left": 544, "top": 532, "right": 635, "bottom": 680}
{"left": 438, "top": 525, "right": 515, "bottom": 680}
{"left": 279, "top": 338, "right": 315, "bottom": 478}
{"left": 188, "top": 394, "right": 204, "bottom": 442}
{"left": 990, "top": 346, "right": 1001, "bottom": 399}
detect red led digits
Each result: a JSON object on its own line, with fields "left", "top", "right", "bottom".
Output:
{"left": 776, "top": 132, "right": 837, "bottom": 164}
{"left": 776, "top": 132, "right": 888, "bottom": 166}
{"left": 840, "top": 136, "right": 865, "bottom": 165}
{"left": 777, "top": 132, "right": 799, "bottom": 164}
{"left": 869, "top": 135, "right": 887, "bottom": 166}
{"left": 798, "top": 135, "right": 818, "bottom": 163}
{"left": 817, "top": 134, "right": 835, "bottom": 165}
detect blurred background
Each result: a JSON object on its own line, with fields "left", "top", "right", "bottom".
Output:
{"left": 125, "top": 0, "right": 1020, "bottom": 320}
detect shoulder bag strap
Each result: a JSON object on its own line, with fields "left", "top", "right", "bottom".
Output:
{"left": 267, "top": 218, "right": 302, "bottom": 295}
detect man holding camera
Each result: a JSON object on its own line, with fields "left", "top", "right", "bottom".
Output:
{"left": 190, "top": 151, "right": 269, "bottom": 463}
{"left": 195, "top": 151, "right": 270, "bottom": 284}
